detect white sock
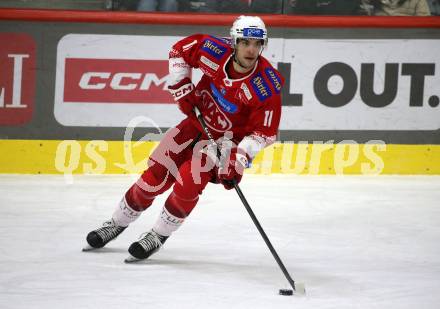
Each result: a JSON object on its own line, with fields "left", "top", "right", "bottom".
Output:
{"left": 112, "top": 197, "right": 143, "bottom": 227}
{"left": 152, "top": 207, "right": 185, "bottom": 237}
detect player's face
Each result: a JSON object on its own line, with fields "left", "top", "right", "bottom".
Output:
{"left": 234, "top": 38, "right": 263, "bottom": 72}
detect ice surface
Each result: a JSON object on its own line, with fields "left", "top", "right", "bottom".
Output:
{"left": 0, "top": 174, "right": 439, "bottom": 309}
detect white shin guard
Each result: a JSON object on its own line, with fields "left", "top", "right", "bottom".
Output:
{"left": 152, "top": 207, "right": 185, "bottom": 237}
{"left": 112, "top": 198, "right": 143, "bottom": 227}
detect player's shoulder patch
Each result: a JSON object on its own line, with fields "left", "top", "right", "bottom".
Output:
{"left": 250, "top": 72, "right": 272, "bottom": 102}
{"left": 201, "top": 36, "right": 228, "bottom": 60}
{"left": 264, "top": 67, "right": 283, "bottom": 94}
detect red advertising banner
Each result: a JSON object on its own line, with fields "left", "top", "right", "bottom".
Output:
{"left": 0, "top": 33, "right": 36, "bottom": 125}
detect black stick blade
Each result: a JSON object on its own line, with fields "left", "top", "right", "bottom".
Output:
{"left": 279, "top": 289, "right": 293, "bottom": 296}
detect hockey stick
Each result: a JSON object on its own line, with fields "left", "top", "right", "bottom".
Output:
{"left": 193, "top": 107, "right": 305, "bottom": 295}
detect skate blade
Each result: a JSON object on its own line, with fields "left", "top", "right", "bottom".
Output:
{"left": 124, "top": 255, "right": 142, "bottom": 263}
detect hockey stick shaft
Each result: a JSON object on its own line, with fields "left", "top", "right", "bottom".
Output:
{"left": 193, "top": 107, "right": 299, "bottom": 292}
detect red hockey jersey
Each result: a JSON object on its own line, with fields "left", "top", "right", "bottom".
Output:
{"left": 169, "top": 34, "right": 284, "bottom": 158}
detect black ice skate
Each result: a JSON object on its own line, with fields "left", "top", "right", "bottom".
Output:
{"left": 82, "top": 219, "right": 126, "bottom": 251}
{"left": 124, "top": 230, "right": 168, "bottom": 263}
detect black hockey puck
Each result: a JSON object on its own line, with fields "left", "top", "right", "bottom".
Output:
{"left": 279, "top": 289, "right": 293, "bottom": 296}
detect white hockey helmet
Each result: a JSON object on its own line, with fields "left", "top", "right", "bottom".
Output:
{"left": 230, "top": 15, "right": 268, "bottom": 49}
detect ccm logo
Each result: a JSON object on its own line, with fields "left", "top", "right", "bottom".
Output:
{"left": 170, "top": 83, "right": 194, "bottom": 100}
{"left": 63, "top": 58, "right": 173, "bottom": 104}
{"left": 79, "top": 72, "right": 168, "bottom": 90}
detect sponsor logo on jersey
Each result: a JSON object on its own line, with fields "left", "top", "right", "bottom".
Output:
{"left": 240, "top": 83, "right": 253, "bottom": 101}
{"left": 200, "top": 55, "right": 219, "bottom": 71}
{"left": 201, "top": 89, "right": 232, "bottom": 132}
{"left": 243, "top": 28, "right": 264, "bottom": 39}
{"left": 265, "top": 68, "right": 282, "bottom": 94}
{"left": 0, "top": 33, "right": 36, "bottom": 125}
{"left": 210, "top": 83, "right": 238, "bottom": 114}
{"left": 250, "top": 73, "right": 272, "bottom": 101}
{"left": 201, "top": 39, "right": 227, "bottom": 60}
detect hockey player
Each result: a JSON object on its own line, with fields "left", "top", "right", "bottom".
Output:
{"left": 83, "top": 15, "right": 284, "bottom": 262}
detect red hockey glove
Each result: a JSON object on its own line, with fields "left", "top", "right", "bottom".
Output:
{"left": 168, "top": 77, "right": 197, "bottom": 117}
{"left": 218, "top": 148, "right": 250, "bottom": 190}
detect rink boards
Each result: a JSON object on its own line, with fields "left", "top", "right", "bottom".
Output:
{"left": 1, "top": 139, "right": 439, "bottom": 175}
